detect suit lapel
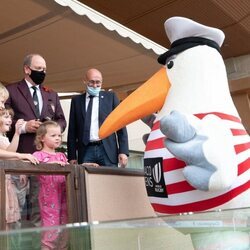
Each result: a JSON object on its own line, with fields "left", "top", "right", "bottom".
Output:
{"left": 82, "top": 91, "right": 105, "bottom": 126}
{"left": 17, "top": 80, "right": 38, "bottom": 118}
{"left": 81, "top": 93, "right": 87, "bottom": 121}
{"left": 99, "top": 91, "right": 105, "bottom": 126}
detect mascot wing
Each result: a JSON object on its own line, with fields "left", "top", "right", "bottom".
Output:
{"left": 160, "top": 111, "right": 237, "bottom": 191}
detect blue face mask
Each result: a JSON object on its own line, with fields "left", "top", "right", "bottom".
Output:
{"left": 87, "top": 85, "right": 101, "bottom": 96}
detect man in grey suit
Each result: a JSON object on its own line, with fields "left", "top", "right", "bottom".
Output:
{"left": 67, "top": 68, "right": 129, "bottom": 167}
{"left": 5, "top": 54, "right": 66, "bottom": 230}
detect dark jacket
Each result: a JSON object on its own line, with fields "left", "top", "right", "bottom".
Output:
{"left": 67, "top": 91, "right": 129, "bottom": 164}
{"left": 5, "top": 79, "right": 66, "bottom": 153}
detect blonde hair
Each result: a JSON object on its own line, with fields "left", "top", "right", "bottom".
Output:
{"left": 0, "top": 108, "right": 14, "bottom": 117}
{"left": 0, "top": 82, "right": 9, "bottom": 101}
{"left": 0, "top": 108, "right": 14, "bottom": 132}
{"left": 34, "top": 121, "right": 61, "bottom": 150}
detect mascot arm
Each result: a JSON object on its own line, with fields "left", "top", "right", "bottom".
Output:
{"left": 160, "top": 110, "right": 238, "bottom": 191}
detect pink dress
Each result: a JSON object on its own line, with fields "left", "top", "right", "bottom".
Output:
{"left": 0, "top": 135, "right": 20, "bottom": 224}
{"left": 33, "top": 151, "right": 68, "bottom": 249}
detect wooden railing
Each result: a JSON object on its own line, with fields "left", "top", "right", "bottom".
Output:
{"left": 0, "top": 160, "right": 78, "bottom": 230}
{"left": 0, "top": 160, "right": 153, "bottom": 230}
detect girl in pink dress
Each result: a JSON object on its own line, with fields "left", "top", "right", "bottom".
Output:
{"left": 33, "top": 121, "right": 68, "bottom": 250}
{"left": 0, "top": 108, "right": 27, "bottom": 229}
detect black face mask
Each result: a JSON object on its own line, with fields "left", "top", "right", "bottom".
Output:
{"left": 29, "top": 69, "right": 46, "bottom": 85}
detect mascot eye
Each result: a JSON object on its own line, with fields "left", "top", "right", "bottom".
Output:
{"left": 167, "top": 60, "right": 174, "bottom": 69}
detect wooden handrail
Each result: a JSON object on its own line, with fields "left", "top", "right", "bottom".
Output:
{"left": 0, "top": 160, "right": 146, "bottom": 229}
{"left": 0, "top": 160, "right": 78, "bottom": 231}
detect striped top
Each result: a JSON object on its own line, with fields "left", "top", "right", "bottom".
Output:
{"left": 144, "top": 112, "right": 250, "bottom": 214}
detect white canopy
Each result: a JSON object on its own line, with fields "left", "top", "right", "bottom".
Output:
{"left": 1, "top": 0, "right": 166, "bottom": 97}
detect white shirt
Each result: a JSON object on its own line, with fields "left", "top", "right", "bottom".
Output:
{"left": 86, "top": 93, "right": 100, "bottom": 141}
{"left": 25, "top": 80, "right": 43, "bottom": 113}
{"left": 20, "top": 80, "right": 43, "bottom": 134}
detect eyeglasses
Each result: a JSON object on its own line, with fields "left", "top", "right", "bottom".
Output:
{"left": 88, "top": 80, "right": 102, "bottom": 85}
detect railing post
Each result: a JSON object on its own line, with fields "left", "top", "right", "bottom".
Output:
{"left": 0, "top": 164, "right": 7, "bottom": 249}
{"left": 0, "top": 167, "right": 5, "bottom": 231}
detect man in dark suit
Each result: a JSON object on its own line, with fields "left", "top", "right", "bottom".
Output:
{"left": 5, "top": 53, "right": 66, "bottom": 229}
{"left": 67, "top": 68, "right": 129, "bottom": 167}
{"left": 6, "top": 54, "right": 66, "bottom": 153}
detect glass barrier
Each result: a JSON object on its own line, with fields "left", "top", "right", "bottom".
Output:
{"left": 5, "top": 173, "right": 69, "bottom": 224}
{"left": 1, "top": 207, "right": 249, "bottom": 250}
{"left": 4, "top": 173, "right": 69, "bottom": 250}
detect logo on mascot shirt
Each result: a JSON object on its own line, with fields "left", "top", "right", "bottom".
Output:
{"left": 153, "top": 162, "right": 161, "bottom": 183}
{"left": 144, "top": 157, "right": 167, "bottom": 198}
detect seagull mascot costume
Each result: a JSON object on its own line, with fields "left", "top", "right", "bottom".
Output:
{"left": 99, "top": 17, "right": 250, "bottom": 249}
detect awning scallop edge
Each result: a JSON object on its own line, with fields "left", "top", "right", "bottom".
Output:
{"left": 54, "top": 0, "right": 167, "bottom": 55}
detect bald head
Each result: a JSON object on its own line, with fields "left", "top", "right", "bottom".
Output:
{"left": 23, "top": 54, "right": 46, "bottom": 68}
{"left": 85, "top": 69, "right": 102, "bottom": 81}
{"left": 23, "top": 54, "right": 47, "bottom": 85}
{"left": 84, "top": 68, "right": 103, "bottom": 88}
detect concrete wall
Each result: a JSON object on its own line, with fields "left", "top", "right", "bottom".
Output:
{"left": 226, "top": 54, "right": 250, "bottom": 133}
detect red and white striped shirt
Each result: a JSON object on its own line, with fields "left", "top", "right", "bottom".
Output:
{"left": 145, "top": 112, "right": 250, "bottom": 214}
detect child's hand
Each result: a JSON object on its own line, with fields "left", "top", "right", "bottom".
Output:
{"left": 18, "top": 153, "right": 39, "bottom": 164}
{"left": 82, "top": 162, "right": 100, "bottom": 168}
{"left": 49, "top": 161, "right": 66, "bottom": 167}
{"left": 15, "top": 119, "right": 24, "bottom": 135}
{"left": 69, "top": 160, "right": 77, "bottom": 164}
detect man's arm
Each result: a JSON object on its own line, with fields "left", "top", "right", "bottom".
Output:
{"left": 54, "top": 92, "right": 67, "bottom": 132}
{"left": 113, "top": 93, "right": 129, "bottom": 166}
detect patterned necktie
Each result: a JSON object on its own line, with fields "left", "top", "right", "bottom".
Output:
{"left": 31, "top": 86, "right": 40, "bottom": 117}
{"left": 83, "top": 95, "right": 94, "bottom": 145}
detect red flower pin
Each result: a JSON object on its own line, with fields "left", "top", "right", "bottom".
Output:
{"left": 42, "top": 86, "right": 52, "bottom": 92}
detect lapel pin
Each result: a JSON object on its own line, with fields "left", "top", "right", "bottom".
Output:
{"left": 50, "top": 104, "right": 55, "bottom": 112}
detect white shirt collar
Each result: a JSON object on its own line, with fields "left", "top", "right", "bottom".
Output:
{"left": 86, "top": 92, "right": 99, "bottom": 98}
{"left": 25, "top": 79, "right": 39, "bottom": 90}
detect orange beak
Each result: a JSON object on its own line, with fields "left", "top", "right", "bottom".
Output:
{"left": 99, "top": 67, "right": 171, "bottom": 139}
